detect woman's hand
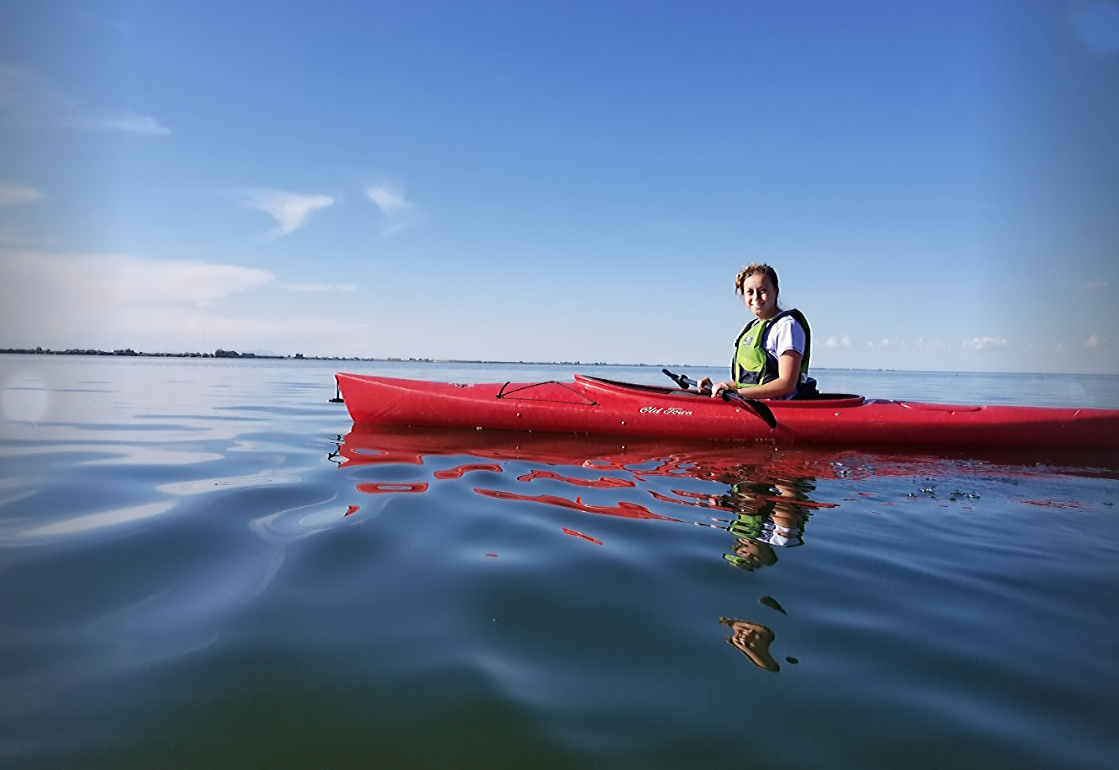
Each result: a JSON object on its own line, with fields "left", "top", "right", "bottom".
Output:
{"left": 710, "top": 381, "right": 736, "bottom": 398}
{"left": 724, "top": 351, "right": 803, "bottom": 400}
{"left": 696, "top": 376, "right": 713, "bottom": 394}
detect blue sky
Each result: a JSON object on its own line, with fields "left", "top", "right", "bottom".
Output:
{"left": 1, "top": 0, "right": 1117, "bottom": 373}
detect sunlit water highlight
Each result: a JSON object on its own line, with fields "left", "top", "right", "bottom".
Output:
{"left": 1, "top": 356, "right": 1118, "bottom": 769}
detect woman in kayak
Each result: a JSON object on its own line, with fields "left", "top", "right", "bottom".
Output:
{"left": 698, "top": 263, "right": 814, "bottom": 400}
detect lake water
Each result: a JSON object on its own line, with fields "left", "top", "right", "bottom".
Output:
{"left": 2, "top": 355, "right": 1118, "bottom": 769}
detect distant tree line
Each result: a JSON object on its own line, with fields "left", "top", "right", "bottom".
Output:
{"left": 0, "top": 347, "right": 285, "bottom": 359}
{"left": 1, "top": 347, "right": 650, "bottom": 366}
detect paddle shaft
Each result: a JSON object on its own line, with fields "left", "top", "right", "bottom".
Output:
{"left": 661, "top": 369, "right": 777, "bottom": 429}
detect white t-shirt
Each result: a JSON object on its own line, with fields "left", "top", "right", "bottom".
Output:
{"left": 764, "top": 315, "right": 808, "bottom": 398}
{"left": 765, "top": 315, "right": 807, "bottom": 359}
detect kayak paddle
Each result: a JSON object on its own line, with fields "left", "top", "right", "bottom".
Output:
{"left": 661, "top": 369, "right": 777, "bottom": 430}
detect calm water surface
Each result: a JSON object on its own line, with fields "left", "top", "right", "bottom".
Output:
{"left": 2, "top": 356, "right": 1118, "bottom": 769}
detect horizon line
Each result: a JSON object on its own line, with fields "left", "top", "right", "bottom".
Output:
{"left": 1, "top": 347, "right": 1116, "bottom": 378}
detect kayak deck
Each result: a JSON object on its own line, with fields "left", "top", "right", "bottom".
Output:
{"left": 335, "top": 373, "right": 1119, "bottom": 450}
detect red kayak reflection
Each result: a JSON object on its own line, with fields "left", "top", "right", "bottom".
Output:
{"left": 333, "top": 424, "right": 866, "bottom": 566}
{"left": 333, "top": 424, "right": 1119, "bottom": 569}
{"left": 335, "top": 423, "right": 858, "bottom": 481}
{"left": 333, "top": 424, "right": 1118, "bottom": 674}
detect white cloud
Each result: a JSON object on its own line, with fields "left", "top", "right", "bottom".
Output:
{"left": 366, "top": 183, "right": 423, "bottom": 236}
{"left": 1086, "top": 334, "right": 1108, "bottom": 348}
{"left": 81, "top": 111, "right": 170, "bottom": 136}
{"left": 241, "top": 190, "right": 335, "bottom": 238}
{"left": 0, "top": 65, "right": 169, "bottom": 135}
{"left": 965, "top": 336, "right": 1008, "bottom": 350}
{"left": 1087, "top": 280, "right": 1107, "bottom": 289}
{"left": 0, "top": 247, "right": 300, "bottom": 353}
{"left": 824, "top": 335, "right": 853, "bottom": 348}
{"left": 0, "top": 249, "right": 273, "bottom": 309}
{"left": 0, "top": 183, "right": 43, "bottom": 205}
{"left": 0, "top": 247, "right": 378, "bottom": 355}
{"left": 866, "top": 338, "right": 897, "bottom": 349}
{"left": 366, "top": 184, "right": 412, "bottom": 216}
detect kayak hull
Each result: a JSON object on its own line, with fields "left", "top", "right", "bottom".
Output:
{"left": 335, "top": 373, "right": 1119, "bottom": 450}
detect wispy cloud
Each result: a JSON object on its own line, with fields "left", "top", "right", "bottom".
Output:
{"left": 1086, "top": 334, "right": 1108, "bottom": 348}
{"left": 914, "top": 338, "right": 948, "bottom": 351}
{"left": 866, "top": 338, "right": 898, "bottom": 349}
{"left": 0, "top": 247, "right": 275, "bottom": 350}
{"left": 241, "top": 189, "right": 335, "bottom": 238}
{"left": 0, "top": 65, "right": 169, "bottom": 135}
{"left": 833, "top": 335, "right": 951, "bottom": 351}
{"left": 1, "top": 248, "right": 273, "bottom": 307}
{"left": 1087, "top": 280, "right": 1107, "bottom": 290}
{"left": 367, "top": 184, "right": 412, "bottom": 216}
{"left": 965, "top": 336, "right": 1008, "bottom": 350}
{"left": 81, "top": 111, "right": 170, "bottom": 136}
{"left": 0, "top": 246, "right": 375, "bottom": 354}
{"left": 366, "top": 183, "right": 422, "bottom": 236}
{"left": 279, "top": 283, "right": 358, "bottom": 292}
{"left": 0, "top": 182, "right": 42, "bottom": 205}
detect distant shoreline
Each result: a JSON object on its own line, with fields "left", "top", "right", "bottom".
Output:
{"left": 0, "top": 347, "right": 668, "bottom": 367}
{"left": 4, "top": 348, "right": 1116, "bottom": 378}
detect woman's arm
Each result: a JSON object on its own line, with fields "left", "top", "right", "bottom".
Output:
{"left": 712, "top": 350, "right": 802, "bottom": 400}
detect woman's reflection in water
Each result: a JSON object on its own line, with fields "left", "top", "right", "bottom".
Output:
{"left": 710, "top": 475, "right": 823, "bottom": 673}
{"left": 713, "top": 477, "right": 816, "bottom": 571}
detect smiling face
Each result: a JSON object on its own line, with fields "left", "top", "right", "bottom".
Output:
{"left": 740, "top": 272, "right": 779, "bottom": 320}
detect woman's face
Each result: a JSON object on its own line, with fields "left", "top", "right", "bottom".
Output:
{"left": 741, "top": 272, "right": 778, "bottom": 320}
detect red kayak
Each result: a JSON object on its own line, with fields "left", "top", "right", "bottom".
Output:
{"left": 334, "top": 373, "right": 1119, "bottom": 450}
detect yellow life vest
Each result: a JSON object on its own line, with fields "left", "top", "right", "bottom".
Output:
{"left": 731, "top": 309, "right": 812, "bottom": 389}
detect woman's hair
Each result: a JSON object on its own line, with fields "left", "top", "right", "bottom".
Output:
{"left": 735, "top": 263, "right": 780, "bottom": 296}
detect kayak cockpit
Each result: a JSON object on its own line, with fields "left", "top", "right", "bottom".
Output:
{"left": 574, "top": 374, "right": 866, "bottom": 408}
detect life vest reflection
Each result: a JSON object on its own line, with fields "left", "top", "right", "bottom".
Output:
{"left": 711, "top": 478, "right": 815, "bottom": 570}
